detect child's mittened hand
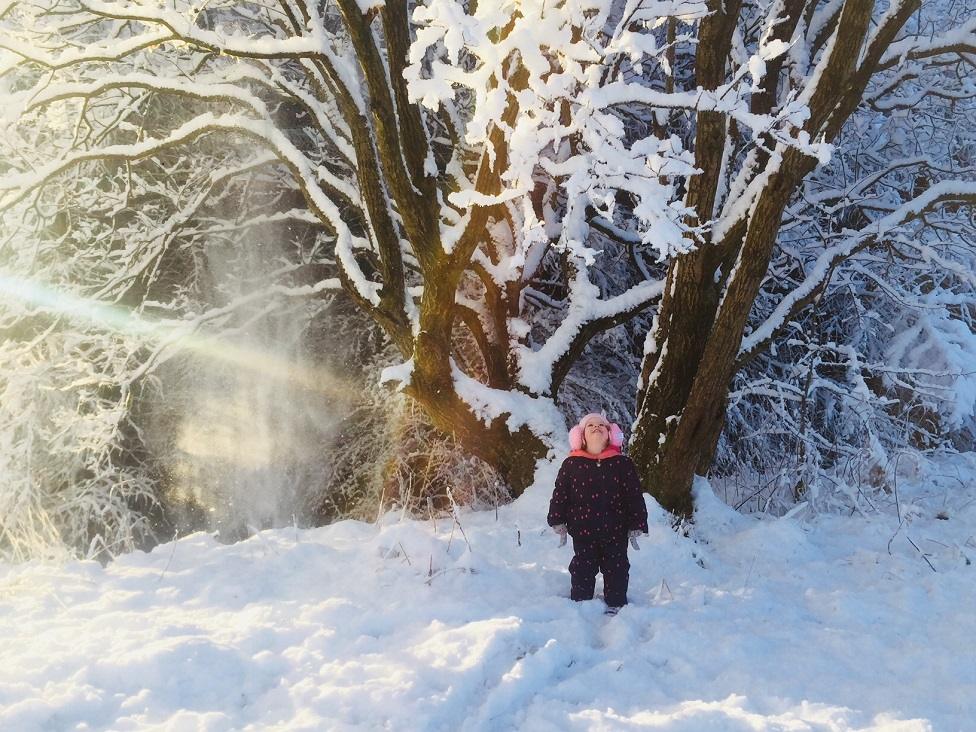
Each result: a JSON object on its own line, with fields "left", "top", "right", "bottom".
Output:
{"left": 553, "top": 524, "right": 568, "bottom": 547}
{"left": 628, "top": 529, "right": 642, "bottom": 551}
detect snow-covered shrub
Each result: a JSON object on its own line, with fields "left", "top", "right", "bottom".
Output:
{"left": 0, "top": 73, "right": 340, "bottom": 558}
{"left": 0, "top": 307, "right": 157, "bottom": 561}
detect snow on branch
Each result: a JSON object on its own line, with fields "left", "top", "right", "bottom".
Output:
{"left": 870, "top": 180, "right": 976, "bottom": 235}
{"left": 740, "top": 180, "right": 976, "bottom": 363}
{"left": 77, "top": 0, "right": 330, "bottom": 59}
{"left": 517, "top": 275, "right": 665, "bottom": 396}
{"left": 451, "top": 359, "right": 565, "bottom": 443}
{"left": 878, "top": 17, "right": 976, "bottom": 68}
{"left": 90, "top": 152, "right": 284, "bottom": 302}
{"left": 8, "top": 74, "right": 271, "bottom": 125}
{"left": 0, "top": 111, "right": 359, "bottom": 223}
{"left": 0, "top": 26, "right": 175, "bottom": 68}
{"left": 406, "top": 0, "right": 821, "bottom": 238}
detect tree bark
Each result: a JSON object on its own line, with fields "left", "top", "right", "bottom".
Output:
{"left": 629, "top": 0, "right": 899, "bottom": 521}
{"left": 406, "top": 276, "right": 548, "bottom": 492}
{"left": 628, "top": 0, "right": 743, "bottom": 519}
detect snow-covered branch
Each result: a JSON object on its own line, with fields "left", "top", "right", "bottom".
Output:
{"left": 517, "top": 276, "right": 665, "bottom": 396}
{"left": 740, "top": 181, "right": 976, "bottom": 364}
{"left": 878, "top": 17, "right": 976, "bottom": 69}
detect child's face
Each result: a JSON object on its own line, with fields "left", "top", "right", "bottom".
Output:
{"left": 583, "top": 421, "right": 609, "bottom": 451}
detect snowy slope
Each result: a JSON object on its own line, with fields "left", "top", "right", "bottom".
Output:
{"left": 1, "top": 455, "right": 974, "bottom": 732}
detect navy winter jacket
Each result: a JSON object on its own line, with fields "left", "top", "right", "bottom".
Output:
{"left": 547, "top": 454, "right": 649, "bottom": 540}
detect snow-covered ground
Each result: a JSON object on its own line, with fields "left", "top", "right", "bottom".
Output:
{"left": 1, "top": 454, "right": 974, "bottom": 732}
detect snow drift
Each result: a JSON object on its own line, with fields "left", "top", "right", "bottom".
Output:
{"left": 1, "top": 454, "right": 974, "bottom": 731}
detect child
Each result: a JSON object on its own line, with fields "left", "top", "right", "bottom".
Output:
{"left": 548, "top": 412, "right": 649, "bottom": 612}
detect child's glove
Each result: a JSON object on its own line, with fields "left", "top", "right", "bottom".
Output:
{"left": 628, "top": 529, "right": 644, "bottom": 551}
{"left": 553, "top": 524, "right": 568, "bottom": 547}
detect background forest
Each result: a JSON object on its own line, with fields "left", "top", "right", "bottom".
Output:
{"left": 1, "top": 0, "right": 974, "bottom": 561}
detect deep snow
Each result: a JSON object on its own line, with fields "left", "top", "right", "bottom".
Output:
{"left": 1, "top": 454, "right": 974, "bottom": 732}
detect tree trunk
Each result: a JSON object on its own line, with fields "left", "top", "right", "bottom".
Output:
{"left": 631, "top": 150, "right": 814, "bottom": 520}
{"left": 628, "top": 0, "right": 894, "bottom": 521}
{"left": 628, "top": 251, "right": 722, "bottom": 518}
{"left": 627, "top": 0, "right": 741, "bottom": 519}
{"left": 403, "top": 258, "right": 549, "bottom": 495}
{"left": 404, "top": 378, "right": 548, "bottom": 495}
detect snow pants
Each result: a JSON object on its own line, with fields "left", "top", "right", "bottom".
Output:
{"left": 569, "top": 534, "right": 630, "bottom": 607}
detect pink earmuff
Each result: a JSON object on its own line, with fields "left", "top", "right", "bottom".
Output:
{"left": 569, "top": 421, "right": 624, "bottom": 450}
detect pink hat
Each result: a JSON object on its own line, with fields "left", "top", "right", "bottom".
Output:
{"left": 569, "top": 413, "right": 624, "bottom": 451}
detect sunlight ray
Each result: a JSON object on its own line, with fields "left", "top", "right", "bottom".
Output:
{"left": 0, "top": 272, "right": 358, "bottom": 400}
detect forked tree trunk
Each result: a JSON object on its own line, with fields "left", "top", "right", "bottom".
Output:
{"left": 631, "top": 157, "right": 807, "bottom": 519}
{"left": 627, "top": 0, "right": 745, "bottom": 519}
{"left": 628, "top": 0, "right": 899, "bottom": 520}
{"left": 402, "top": 259, "right": 549, "bottom": 495}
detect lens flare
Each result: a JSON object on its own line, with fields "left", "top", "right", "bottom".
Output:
{"left": 0, "top": 272, "right": 357, "bottom": 401}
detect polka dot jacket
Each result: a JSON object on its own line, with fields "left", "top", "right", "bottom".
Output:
{"left": 547, "top": 454, "right": 649, "bottom": 540}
